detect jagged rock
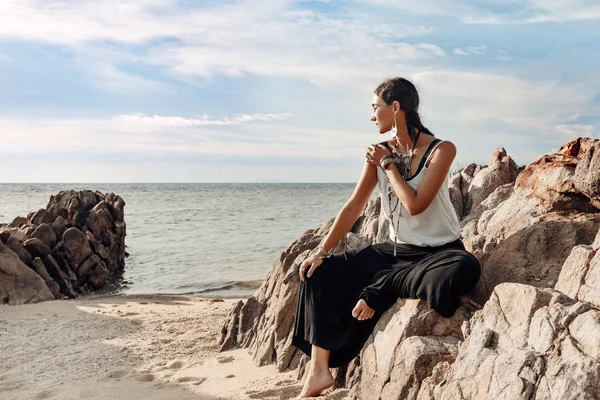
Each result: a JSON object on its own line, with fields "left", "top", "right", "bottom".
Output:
{"left": 87, "top": 260, "right": 109, "bottom": 289}
{"left": 516, "top": 137, "right": 599, "bottom": 213}
{"left": 29, "top": 209, "right": 53, "bottom": 226}
{"left": 51, "top": 216, "right": 67, "bottom": 241}
{"left": 448, "top": 172, "right": 463, "bottom": 220}
{"left": 460, "top": 163, "right": 483, "bottom": 199}
{"left": 31, "top": 257, "right": 61, "bottom": 299}
{"left": 422, "top": 283, "right": 600, "bottom": 400}
{"left": 463, "top": 148, "right": 518, "bottom": 215}
{"left": 54, "top": 227, "right": 93, "bottom": 272}
{"left": 573, "top": 139, "right": 600, "bottom": 209}
{"left": 0, "top": 242, "right": 54, "bottom": 305}
{"left": 43, "top": 254, "right": 76, "bottom": 298}
{"left": 2, "top": 190, "right": 126, "bottom": 304}
{"left": 23, "top": 238, "right": 51, "bottom": 259}
{"left": 9, "top": 216, "right": 27, "bottom": 228}
{"left": 30, "top": 223, "right": 57, "bottom": 250}
{"left": 356, "top": 300, "right": 467, "bottom": 400}
{"left": 461, "top": 139, "right": 600, "bottom": 304}
{"left": 0, "top": 230, "right": 11, "bottom": 244}
{"left": 6, "top": 236, "right": 33, "bottom": 267}
{"left": 77, "top": 254, "right": 102, "bottom": 285}
{"left": 555, "top": 229, "right": 600, "bottom": 308}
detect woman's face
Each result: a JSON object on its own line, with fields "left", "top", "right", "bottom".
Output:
{"left": 370, "top": 95, "right": 394, "bottom": 134}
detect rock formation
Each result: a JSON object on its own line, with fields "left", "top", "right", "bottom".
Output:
{"left": 219, "top": 137, "right": 600, "bottom": 399}
{"left": 0, "top": 190, "right": 126, "bottom": 305}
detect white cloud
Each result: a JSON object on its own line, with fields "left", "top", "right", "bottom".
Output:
{"left": 362, "top": 0, "right": 600, "bottom": 23}
{"left": 466, "top": 45, "right": 487, "bottom": 55}
{"left": 453, "top": 48, "right": 469, "bottom": 56}
{"left": 0, "top": 115, "right": 371, "bottom": 160}
{"left": 554, "top": 124, "right": 595, "bottom": 138}
{"left": 114, "top": 113, "right": 294, "bottom": 127}
{"left": 0, "top": 0, "right": 444, "bottom": 87}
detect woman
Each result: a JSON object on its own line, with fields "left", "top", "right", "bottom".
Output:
{"left": 292, "top": 77, "right": 481, "bottom": 398}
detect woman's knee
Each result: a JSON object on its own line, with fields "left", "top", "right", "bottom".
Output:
{"left": 453, "top": 252, "right": 481, "bottom": 292}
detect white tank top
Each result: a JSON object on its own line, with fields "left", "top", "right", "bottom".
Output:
{"left": 376, "top": 139, "right": 461, "bottom": 247}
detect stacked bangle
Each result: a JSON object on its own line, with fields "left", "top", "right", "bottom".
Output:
{"left": 315, "top": 244, "right": 333, "bottom": 259}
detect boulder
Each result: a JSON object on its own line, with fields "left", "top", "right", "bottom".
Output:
{"left": 43, "top": 254, "right": 76, "bottom": 298}
{"left": 51, "top": 215, "right": 68, "bottom": 240}
{"left": 54, "top": 227, "right": 93, "bottom": 272}
{"left": 356, "top": 300, "right": 467, "bottom": 400}
{"left": 422, "top": 283, "right": 600, "bottom": 400}
{"left": 6, "top": 236, "right": 33, "bottom": 266}
{"left": 0, "top": 230, "right": 11, "bottom": 244}
{"left": 29, "top": 209, "right": 53, "bottom": 225}
{"left": 573, "top": 138, "right": 600, "bottom": 209}
{"left": 30, "top": 223, "right": 57, "bottom": 250}
{"left": 460, "top": 139, "right": 600, "bottom": 304}
{"left": 555, "top": 228, "right": 600, "bottom": 308}
{"left": 23, "top": 238, "right": 51, "bottom": 259}
{"left": 9, "top": 216, "right": 27, "bottom": 228}
{"left": 463, "top": 147, "right": 518, "bottom": 215}
{"left": 2, "top": 190, "right": 126, "bottom": 304}
{"left": 31, "top": 257, "right": 61, "bottom": 299}
{"left": 0, "top": 242, "right": 54, "bottom": 305}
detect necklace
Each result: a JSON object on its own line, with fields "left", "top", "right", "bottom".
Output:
{"left": 387, "top": 131, "right": 421, "bottom": 256}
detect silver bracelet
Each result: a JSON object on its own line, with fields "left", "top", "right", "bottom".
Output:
{"left": 380, "top": 157, "right": 395, "bottom": 170}
{"left": 317, "top": 244, "right": 333, "bottom": 258}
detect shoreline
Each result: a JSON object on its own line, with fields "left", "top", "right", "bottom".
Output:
{"left": 0, "top": 293, "right": 339, "bottom": 400}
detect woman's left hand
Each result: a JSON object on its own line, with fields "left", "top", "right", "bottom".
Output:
{"left": 365, "top": 144, "right": 391, "bottom": 166}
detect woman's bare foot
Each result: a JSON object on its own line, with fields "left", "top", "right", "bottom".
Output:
{"left": 298, "top": 368, "right": 334, "bottom": 398}
{"left": 352, "top": 299, "right": 375, "bottom": 321}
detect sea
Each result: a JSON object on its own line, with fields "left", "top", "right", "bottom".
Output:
{"left": 0, "top": 183, "right": 356, "bottom": 298}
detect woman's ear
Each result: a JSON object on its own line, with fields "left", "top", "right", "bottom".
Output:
{"left": 393, "top": 100, "right": 400, "bottom": 113}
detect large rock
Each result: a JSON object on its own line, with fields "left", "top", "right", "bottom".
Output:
{"left": 0, "top": 242, "right": 54, "bottom": 305}
{"left": 29, "top": 209, "right": 53, "bottom": 225}
{"left": 30, "top": 223, "right": 57, "bottom": 249}
{"left": 2, "top": 190, "right": 127, "bottom": 304}
{"left": 422, "top": 283, "right": 600, "bottom": 400}
{"left": 461, "top": 139, "right": 600, "bottom": 303}
{"left": 5, "top": 236, "right": 33, "bottom": 267}
{"left": 356, "top": 300, "right": 467, "bottom": 400}
{"left": 463, "top": 148, "right": 518, "bottom": 216}
{"left": 23, "top": 238, "right": 51, "bottom": 259}
{"left": 555, "top": 228, "right": 600, "bottom": 308}
{"left": 31, "top": 257, "right": 61, "bottom": 299}
{"left": 54, "top": 227, "right": 93, "bottom": 272}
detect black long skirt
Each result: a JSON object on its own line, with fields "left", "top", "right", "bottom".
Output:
{"left": 292, "top": 239, "right": 481, "bottom": 368}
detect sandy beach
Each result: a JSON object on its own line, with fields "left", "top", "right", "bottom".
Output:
{"left": 0, "top": 294, "right": 348, "bottom": 400}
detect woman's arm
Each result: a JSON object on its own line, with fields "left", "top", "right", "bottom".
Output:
{"left": 384, "top": 141, "right": 456, "bottom": 216}
{"left": 300, "top": 160, "right": 378, "bottom": 281}
{"left": 321, "top": 160, "right": 378, "bottom": 251}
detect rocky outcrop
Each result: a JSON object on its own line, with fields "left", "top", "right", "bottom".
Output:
{"left": 219, "top": 137, "right": 600, "bottom": 399}
{"left": 0, "top": 241, "right": 54, "bottom": 305}
{"left": 0, "top": 190, "right": 126, "bottom": 305}
{"left": 460, "top": 138, "right": 600, "bottom": 304}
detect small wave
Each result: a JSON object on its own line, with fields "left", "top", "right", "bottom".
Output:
{"left": 174, "top": 279, "right": 264, "bottom": 297}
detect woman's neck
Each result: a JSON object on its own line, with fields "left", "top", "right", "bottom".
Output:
{"left": 393, "top": 131, "right": 415, "bottom": 151}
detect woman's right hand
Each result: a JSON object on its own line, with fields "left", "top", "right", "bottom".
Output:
{"left": 299, "top": 254, "right": 324, "bottom": 282}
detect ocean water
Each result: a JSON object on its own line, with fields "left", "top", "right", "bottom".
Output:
{"left": 0, "top": 183, "right": 356, "bottom": 297}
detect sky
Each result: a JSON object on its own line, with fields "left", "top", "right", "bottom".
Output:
{"left": 0, "top": 0, "right": 599, "bottom": 183}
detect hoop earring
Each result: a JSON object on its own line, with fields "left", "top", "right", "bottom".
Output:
{"left": 391, "top": 115, "right": 397, "bottom": 137}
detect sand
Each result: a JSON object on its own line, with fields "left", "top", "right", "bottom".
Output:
{"left": 0, "top": 294, "right": 349, "bottom": 400}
